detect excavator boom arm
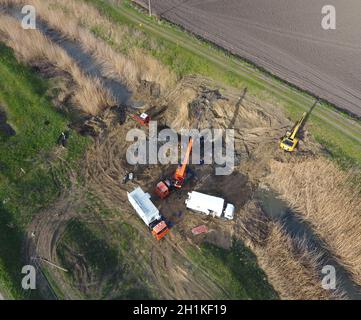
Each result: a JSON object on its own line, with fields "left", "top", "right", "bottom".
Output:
{"left": 175, "top": 138, "right": 193, "bottom": 179}
{"left": 290, "top": 112, "right": 307, "bottom": 139}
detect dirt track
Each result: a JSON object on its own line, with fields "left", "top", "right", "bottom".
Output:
{"left": 136, "top": 0, "right": 361, "bottom": 117}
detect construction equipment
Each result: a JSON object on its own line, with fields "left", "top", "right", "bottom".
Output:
{"left": 280, "top": 112, "right": 308, "bottom": 152}
{"left": 185, "top": 191, "right": 235, "bottom": 220}
{"left": 131, "top": 112, "right": 151, "bottom": 126}
{"left": 155, "top": 138, "right": 193, "bottom": 199}
{"left": 280, "top": 99, "right": 319, "bottom": 152}
{"left": 127, "top": 187, "right": 170, "bottom": 240}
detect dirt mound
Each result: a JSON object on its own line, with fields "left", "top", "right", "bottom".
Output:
{"left": 138, "top": 79, "right": 161, "bottom": 99}
{"left": 162, "top": 78, "right": 286, "bottom": 136}
{"left": 74, "top": 106, "right": 127, "bottom": 137}
{"left": 163, "top": 82, "right": 273, "bottom": 131}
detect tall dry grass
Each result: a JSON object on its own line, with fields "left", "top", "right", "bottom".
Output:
{"left": 237, "top": 203, "right": 343, "bottom": 299}
{"left": 1, "top": 0, "right": 176, "bottom": 93}
{"left": 0, "top": 12, "right": 114, "bottom": 115}
{"left": 254, "top": 222, "right": 344, "bottom": 300}
{"left": 265, "top": 158, "right": 361, "bottom": 287}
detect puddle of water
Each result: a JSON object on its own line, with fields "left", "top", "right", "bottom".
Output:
{"left": 256, "top": 186, "right": 361, "bottom": 300}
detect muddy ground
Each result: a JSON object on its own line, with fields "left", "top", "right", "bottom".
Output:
{"left": 135, "top": 0, "right": 361, "bottom": 117}
{"left": 24, "top": 70, "right": 335, "bottom": 299}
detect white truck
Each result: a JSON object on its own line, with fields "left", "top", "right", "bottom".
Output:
{"left": 185, "top": 191, "right": 235, "bottom": 220}
{"left": 127, "top": 187, "right": 170, "bottom": 240}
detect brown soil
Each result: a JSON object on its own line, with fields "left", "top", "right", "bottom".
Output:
{"left": 24, "top": 75, "right": 339, "bottom": 299}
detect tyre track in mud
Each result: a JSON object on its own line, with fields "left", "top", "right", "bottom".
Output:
{"left": 23, "top": 163, "right": 84, "bottom": 299}
{"left": 79, "top": 81, "right": 290, "bottom": 299}
{"left": 83, "top": 122, "right": 234, "bottom": 299}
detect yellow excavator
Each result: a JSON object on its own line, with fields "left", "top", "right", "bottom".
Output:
{"left": 279, "top": 112, "right": 307, "bottom": 152}
{"left": 280, "top": 100, "right": 319, "bottom": 152}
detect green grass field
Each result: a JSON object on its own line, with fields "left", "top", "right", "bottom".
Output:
{"left": 187, "top": 241, "right": 278, "bottom": 300}
{"left": 0, "top": 43, "right": 88, "bottom": 299}
{"left": 56, "top": 217, "right": 156, "bottom": 299}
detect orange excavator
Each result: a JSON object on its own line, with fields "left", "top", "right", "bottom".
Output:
{"left": 155, "top": 138, "right": 193, "bottom": 199}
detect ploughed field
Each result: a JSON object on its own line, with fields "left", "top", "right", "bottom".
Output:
{"left": 136, "top": 0, "right": 361, "bottom": 117}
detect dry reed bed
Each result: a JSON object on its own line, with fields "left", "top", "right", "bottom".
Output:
{"left": 0, "top": 12, "right": 114, "bottom": 115}
{"left": 265, "top": 158, "right": 361, "bottom": 287}
{"left": 254, "top": 222, "right": 343, "bottom": 300}
{"left": 1, "top": 0, "right": 176, "bottom": 93}
{"left": 237, "top": 204, "right": 343, "bottom": 299}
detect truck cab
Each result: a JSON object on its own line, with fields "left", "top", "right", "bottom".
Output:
{"left": 128, "top": 187, "right": 170, "bottom": 240}
{"left": 280, "top": 135, "right": 299, "bottom": 152}
{"left": 150, "top": 219, "right": 170, "bottom": 240}
{"left": 224, "top": 203, "right": 235, "bottom": 220}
